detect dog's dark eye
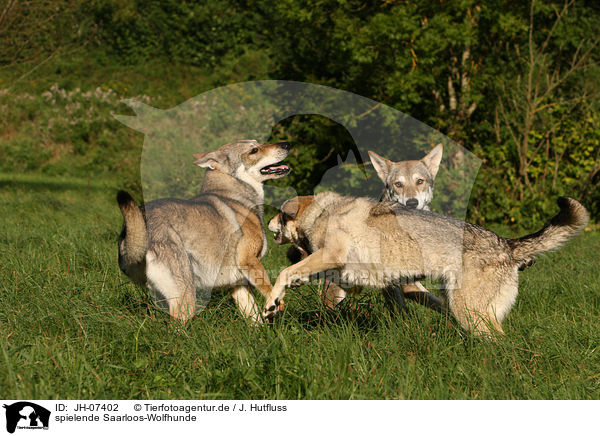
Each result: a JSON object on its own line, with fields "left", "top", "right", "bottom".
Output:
{"left": 395, "top": 182, "right": 403, "bottom": 188}
{"left": 416, "top": 179, "right": 425, "bottom": 185}
{"left": 249, "top": 147, "right": 259, "bottom": 154}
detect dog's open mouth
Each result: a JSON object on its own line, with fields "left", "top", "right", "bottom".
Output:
{"left": 273, "top": 231, "right": 283, "bottom": 244}
{"left": 260, "top": 164, "right": 290, "bottom": 176}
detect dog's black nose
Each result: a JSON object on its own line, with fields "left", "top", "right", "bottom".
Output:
{"left": 405, "top": 198, "right": 419, "bottom": 209}
{"left": 277, "top": 141, "right": 291, "bottom": 150}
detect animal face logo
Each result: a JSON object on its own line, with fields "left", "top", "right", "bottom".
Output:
{"left": 368, "top": 144, "right": 443, "bottom": 210}
{"left": 3, "top": 402, "right": 50, "bottom": 434}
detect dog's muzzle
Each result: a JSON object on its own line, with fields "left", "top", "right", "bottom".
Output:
{"left": 260, "top": 142, "right": 292, "bottom": 176}
{"left": 405, "top": 198, "right": 419, "bottom": 209}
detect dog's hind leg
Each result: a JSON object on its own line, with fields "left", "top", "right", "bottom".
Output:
{"left": 470, "top": 271, "right": 518, "bottom": 338}
{"left": 382, "top": 285, "right": 408, "bottom": 314}
{"left": 447, "top": 293, "right": 502, "bottom": 338}
{"left": 322, "top": 281, "right": 347, "bottom": 309}
{"left": 480, "top": 272, "right": 519, "bottom": 337}
{"left": 232, "top": 286, "right": 262, "bottom": 324}
{"left": 146, "top": 249, "right": 196, "bottom": 322}
{"left": 402, "top": 282, "right": 445, "bottom": 313}
{"left": 447, "top": 272, "right": 508, "bottom": 338}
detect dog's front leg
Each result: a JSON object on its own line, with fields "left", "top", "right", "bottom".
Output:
{"left": 238, "top": 254, "right": 273, "bottom": 298}
{"left": 237, "top": 253, "right": 286, "bottom": 312}
{"left": 231, "top": 286, "right": 262, "bottom": 325}
{"left": 263, "top": 249, "right": 341, "bottom": 319}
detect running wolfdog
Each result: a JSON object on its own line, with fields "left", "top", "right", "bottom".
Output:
{"left": 265, "top": 192, "right": 588, "bottom": 336}
{"left": 277, "top": 145, "right": 446, "bottom": 311}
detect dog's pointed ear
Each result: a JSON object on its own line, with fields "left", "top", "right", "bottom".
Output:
{"left": 421, "top": 143, "right": 443, "bottom": 179}
{"left": 193, "top": 150, "right": 229, "bottom": 171}
{"left": 281, "top": 196, "right": 314, "bottom": 219}
{"left": 368, "top": 151, "right": 392, "bottom": 181}
{"left": 281, "top": 197, "right": 300, "bottom": 218}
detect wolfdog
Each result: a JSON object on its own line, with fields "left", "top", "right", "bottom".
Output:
{"left": 264, "top": 192, "right": 588, "bottom": 337}
{"left": 117, "top": 139, "right": 291, "bottom": 323}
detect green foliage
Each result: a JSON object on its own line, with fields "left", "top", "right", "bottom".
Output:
{"left": 0, "top": 85, "right": 144, "bottom": 182}
{"left": 0, "top": 0, "right": 89, "bottom": 67}
{"left": 86, "top": 0, "right": 264, "bottom": 66}
{"left": 0, "top": 0, "right": 599, "bottom": 226}
{"left": 268, "top": 115, "right": 363, "bottom": 196}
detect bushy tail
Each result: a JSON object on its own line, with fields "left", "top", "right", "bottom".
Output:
{"left": 117, "top": 190, "right": 147, "bottom": 275}
{"left": 509, "top": 197, "right": 589, "bottom": 262}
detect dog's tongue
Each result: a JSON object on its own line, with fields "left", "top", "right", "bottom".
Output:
{"left": 261, "top": 164, "right": 290, "bottom": 174}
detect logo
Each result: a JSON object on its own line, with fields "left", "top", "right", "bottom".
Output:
{"left": 3, "top": 402, "right": 50, "bottom": 434}
{"left": 115, "top": 80, "right": 479, "bottom": 312}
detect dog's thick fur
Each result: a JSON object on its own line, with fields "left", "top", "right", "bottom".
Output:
{"left": 264, "top": 192, "right": 588, "bottom": 336}
{"left": 117, "top": 139, "right": 291, "bottom": 323}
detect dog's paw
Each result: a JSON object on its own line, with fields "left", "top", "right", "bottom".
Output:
{"left": 262, "top": 298, "right": 281, "bottom": 320}
{"left": 518, "top": 258, "right": 536, "bottom": 271}
{"left": 290, "top": 277, "right": 308, "bottom": 287}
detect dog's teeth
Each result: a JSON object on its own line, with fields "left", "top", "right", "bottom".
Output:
{"left": 260, "top": 164, "right": 290, "bottom": 175}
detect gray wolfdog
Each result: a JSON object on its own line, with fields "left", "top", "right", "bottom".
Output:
{"left": 117, "top": 139, "right": 291, "bottom": 323}
{"left": 264, "top": 192, "right": 588, "bottom": 337}
{"left": 368, "top": 143, "right": 443, "bottom": 210}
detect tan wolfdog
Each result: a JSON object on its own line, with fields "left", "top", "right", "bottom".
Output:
{"left": 265, "top": 192, "right": 588, "bottom": 337}
{"left": 117, "top": 139, "right": 291, "bottom": 323}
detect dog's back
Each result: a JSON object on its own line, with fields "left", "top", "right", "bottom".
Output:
{"left": 295, "top": 192, "right": 587, "bottom": 289}
{"left": 303, "top": 193, "right": 465, "bottom": 287}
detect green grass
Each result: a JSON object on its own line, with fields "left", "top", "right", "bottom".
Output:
{"left": 0, "top": 171, "right": 599, "bottom": 399}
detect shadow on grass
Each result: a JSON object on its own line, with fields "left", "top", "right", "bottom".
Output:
{"left": 272, "top": 289, "right": 406, "bottom": 333}
{"left": 118, "top": 282, "right": 161, "bottom": 321}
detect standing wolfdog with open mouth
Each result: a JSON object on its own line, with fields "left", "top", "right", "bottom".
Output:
{"left": 117, "top": 140, "right": 291, "bottom": 323}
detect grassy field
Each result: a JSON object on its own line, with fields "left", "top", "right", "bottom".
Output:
{"left": 0, "top": 171, "right": 599, "bottom": 399}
